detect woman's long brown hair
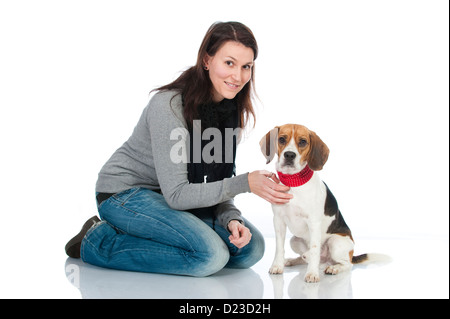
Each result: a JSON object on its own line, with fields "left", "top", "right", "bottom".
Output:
{"left": 153, "top": 21, "right": 258, "bottom": 129}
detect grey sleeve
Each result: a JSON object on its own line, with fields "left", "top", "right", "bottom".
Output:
{"left": 147, "top": 92, "right": 251, "bottom": 211}
{"left": 214, "top": 199, "right": 244, "bottom": 232}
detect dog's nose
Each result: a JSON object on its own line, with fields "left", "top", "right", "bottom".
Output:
{"left": 284, "top": 151, "right": 296, "bottom": 160}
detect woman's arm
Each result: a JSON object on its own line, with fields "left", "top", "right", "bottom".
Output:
{"left": 214, "top": 199, "right": 244, "bottom": 229}
{"left": 148, "top": 91, "right": 250, "bottom": 210}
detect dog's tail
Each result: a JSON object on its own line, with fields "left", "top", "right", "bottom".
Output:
{"left": 352, "top": 253, "right": 392, "bottom": 265}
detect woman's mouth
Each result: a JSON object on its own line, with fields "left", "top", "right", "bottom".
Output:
{"left": 225, "top": 81, "right": 239, "bottom": 89}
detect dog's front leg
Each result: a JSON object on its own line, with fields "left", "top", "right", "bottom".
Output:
{"left": 269, "top": 214, "right": 286, "bottom": 274}
{"left": 304, "top": 221, "right": 321, "bottom": 283}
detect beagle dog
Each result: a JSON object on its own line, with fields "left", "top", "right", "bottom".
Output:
{"left": 260, "top": 124, "right": 371, "bottom": 283}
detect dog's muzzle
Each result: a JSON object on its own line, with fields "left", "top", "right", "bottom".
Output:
{"left": 282, "top": 151, "right": 296, "bottom": 166}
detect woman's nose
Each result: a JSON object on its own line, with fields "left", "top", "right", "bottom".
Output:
{"left": 231, "top": 68, "right": 242, "bottom": 82}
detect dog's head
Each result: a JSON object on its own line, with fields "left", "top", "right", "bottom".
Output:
{"left": 259, "top": 124, "right": 329, "bottom": 173}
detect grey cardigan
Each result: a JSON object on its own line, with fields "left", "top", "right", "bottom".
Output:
{"left": 96, "top": 90, "right": 251, "bottom": 229}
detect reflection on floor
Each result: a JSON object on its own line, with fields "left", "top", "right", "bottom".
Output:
{"left": 65, "top": 237, "right": 448, "bottom": 299}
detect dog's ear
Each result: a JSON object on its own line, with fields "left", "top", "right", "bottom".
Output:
{"left": 307, "top": 130, "right": 329, "bottom": 171}
{"left": 259, "top": 127, "right": 279, "bottom": 164}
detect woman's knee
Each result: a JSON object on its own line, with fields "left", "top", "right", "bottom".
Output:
{"left": 190, "top": 235, "right": 230, "bottom": 277}
{"left": 245, "top": 229, "right": 266, "bottom": 266}
{"left": 228, "top": 226, "right": 265, "bottom": 269}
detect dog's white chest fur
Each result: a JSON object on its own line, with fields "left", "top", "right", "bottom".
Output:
{"left": 272, "top": 174, "right": 334, "bottom": 244}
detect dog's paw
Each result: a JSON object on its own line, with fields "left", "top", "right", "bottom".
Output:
{"left": 285, "top": 257, "right": 305, "bottom": 267}
{"left": 325, "top": 265, "right": 340, "bottom": 275}
{"left": 304, "top": 271, "right": 320, "bottom": 283}
{"left": 325, "top": 263, "right": 352, "bottom": 275}
{"left": 269, "top": 264, "right": 284, "bottom": 274}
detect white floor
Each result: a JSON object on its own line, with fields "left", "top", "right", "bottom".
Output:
{"left": 0, "top": 208, "right": 447, "bottom": 299}
{"left": 16, "top": 236, "right": 446, "bottom": 299}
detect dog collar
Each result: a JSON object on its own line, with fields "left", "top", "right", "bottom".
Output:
{"left": 277, "top": 166, "right": 314, "bottom": 187}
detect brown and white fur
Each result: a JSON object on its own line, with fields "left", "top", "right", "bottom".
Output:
{"left": 261, "top": 124, "right": 375, "bottom": 283}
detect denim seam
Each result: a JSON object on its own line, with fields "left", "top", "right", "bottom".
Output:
{"left": 110, "top": 187, "right": 141, "bottom": 206}
{"left": 80, "top": 221, "right": 107, "bottom": 259}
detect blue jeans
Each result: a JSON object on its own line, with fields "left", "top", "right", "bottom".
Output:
{"left": 81, "top": 188, "right": 265, "bottom": 277}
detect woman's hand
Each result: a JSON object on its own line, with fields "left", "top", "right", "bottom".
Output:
{"left": 248, "top": 170, "right": 293, "bottom": 204}
{"left": 228, "top": 220, "right": 252, "bottom": 248}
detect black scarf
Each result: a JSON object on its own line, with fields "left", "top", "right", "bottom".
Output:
{"left": 186, "top": 97, "right": 239, "bottom": 185}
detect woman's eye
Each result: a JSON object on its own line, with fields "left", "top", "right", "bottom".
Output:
{"left": 299, "top": 139, "right": 307, "bottom": 147}
{"left": 243, "top": 64, "right": 252, "bottom": 70}
{"left": 278, "top": 137, "right": 286, "bottom": 144}
{"left": 226, "top": 61, "right": 234, "bottom": 66}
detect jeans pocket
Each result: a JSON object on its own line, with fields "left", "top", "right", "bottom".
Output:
{"left": 111, "top": 187, "right": 142, "bottom": 206}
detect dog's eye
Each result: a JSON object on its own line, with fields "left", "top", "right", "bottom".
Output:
{"left": 298, "top": 139, "right": 307, "bottom": 147}
{"left": 278, "top": 137, "right": 286, "bottom": 145}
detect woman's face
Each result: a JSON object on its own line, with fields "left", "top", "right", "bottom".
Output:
{"left": 204, "top": 41, "right": 254, "bottom": 103}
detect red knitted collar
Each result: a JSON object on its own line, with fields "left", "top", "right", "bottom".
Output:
{"left": 277, "top": 166, "right": 314, "bottom": 187}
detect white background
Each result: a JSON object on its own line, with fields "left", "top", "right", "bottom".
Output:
{"left": 0, "top": 0, "right": 448, "bottom": 298}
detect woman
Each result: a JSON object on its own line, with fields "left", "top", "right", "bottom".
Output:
{"left": 65, "top": 21, "right": 292, "bottom": 277}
